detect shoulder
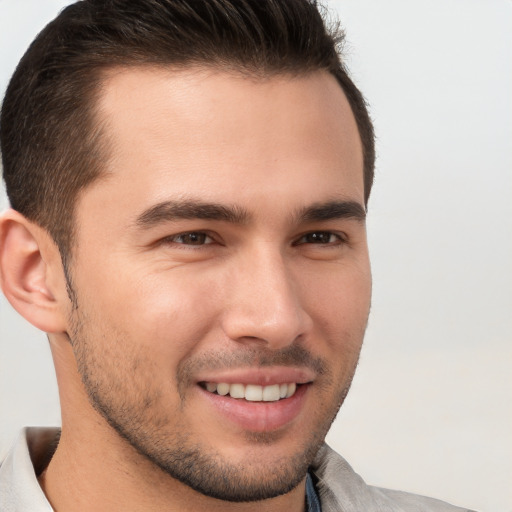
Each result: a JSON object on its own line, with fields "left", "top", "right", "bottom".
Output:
{"left": 0, "top": 427, "right": 57, "bottom": 511}
{"left": 310, "top": 444, "right": 476, "bottom": 512}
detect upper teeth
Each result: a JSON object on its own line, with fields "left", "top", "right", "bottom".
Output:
{"left": 204, "top": 382, "right": 297, "bottom": 401}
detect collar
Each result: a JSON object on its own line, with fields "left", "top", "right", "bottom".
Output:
{"left": 0, "top": 427, "right": 57, "bottom": 511}
{"left": 306, "top": 471, "right": 322, "bottom": 511}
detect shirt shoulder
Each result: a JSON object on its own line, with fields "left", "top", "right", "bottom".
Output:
{"left": 310, "top": 444, "right": 476, "bottom": 512}
{"left": 0, "top": 427, "right": 57, "bottom": 512}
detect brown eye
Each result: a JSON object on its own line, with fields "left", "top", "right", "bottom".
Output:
{"left": 296, "top": 232, "right": 342, "bottom": 245}
{"left": 172, "top": 232, "right": 212, "bottom": 245}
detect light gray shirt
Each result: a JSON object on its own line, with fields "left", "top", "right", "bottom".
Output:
{"left": 0, "top": 428, "right": 475, "bottom": 511}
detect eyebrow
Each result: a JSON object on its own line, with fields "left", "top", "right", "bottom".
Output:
{"left": 135, "top": 200, "right": 250, "bottom": 228}
{"left": 135, "top": 198, "right": 366, "bottom": 229}
{"left": 297, "top": 200, "right": 366, "bottom": 223}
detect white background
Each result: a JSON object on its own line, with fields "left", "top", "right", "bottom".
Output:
{"left": 0, "top": 1, "right": 511, "bottom": 511}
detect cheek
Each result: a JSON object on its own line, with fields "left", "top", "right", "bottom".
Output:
{"left": 70, "top": 268, "right": 215, "bottom": 376}
{"left": 112, "top": 271, "right": 223, "bottom": 359}
{"left": 302, "top": 265, "right": 371, "bottom": 371}
{"left": 305, "top": 262, "right": 371, "bottom": 324}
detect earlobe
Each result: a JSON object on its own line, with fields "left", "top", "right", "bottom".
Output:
{"left": 0, "top": 209, "right": 68, "bottom": 333}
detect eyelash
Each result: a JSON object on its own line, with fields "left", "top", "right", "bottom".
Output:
{"left": 293, "top": 231, "right": 346, "bottom": 246}
{"left": 163, "top": 230, "right": 347, "bottom": 247}
{"left": 164, "top": 232, "right": 215, "bottom": 246}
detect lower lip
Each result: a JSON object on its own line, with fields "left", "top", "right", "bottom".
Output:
{"left": 198, "top": 384, "right": 309, "bottom": 432}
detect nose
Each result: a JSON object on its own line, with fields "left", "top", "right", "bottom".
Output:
{"left": 220, "top": 245, "right": 313, "bottom": 349}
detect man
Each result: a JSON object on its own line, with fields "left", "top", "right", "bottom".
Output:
{"left": 0, "top": 1, "right": 474, "bottom": 511}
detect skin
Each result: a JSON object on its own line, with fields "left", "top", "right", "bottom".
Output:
{"left": 0, "top": 67, "right": 371, "bottom": 512}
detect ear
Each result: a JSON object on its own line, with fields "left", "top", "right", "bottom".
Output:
{"left": 0, "top": 209, "right": 69, "bottom": 333}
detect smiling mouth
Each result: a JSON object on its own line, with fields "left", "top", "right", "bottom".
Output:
{"left": 200, "top": 382, "right": 298, "bottom": 402}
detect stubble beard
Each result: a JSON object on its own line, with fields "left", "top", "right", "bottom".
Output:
{"left": 68, "top": 306, "right": 360, "bottom": 502}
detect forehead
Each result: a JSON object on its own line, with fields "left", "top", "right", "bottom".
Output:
{"left": 81, "top": 66, "right": 364, "bottom": 224}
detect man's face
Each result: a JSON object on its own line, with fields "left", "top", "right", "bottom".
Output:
{"left": 66, "top": 67, "right": 371, "bottom": 501}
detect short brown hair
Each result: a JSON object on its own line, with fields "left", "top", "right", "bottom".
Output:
{"left": 1, "top": 0, "right": 375, "bottom": 263}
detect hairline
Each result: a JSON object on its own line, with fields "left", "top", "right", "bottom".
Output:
{"left": 63, "top": 62, "right": 367, "bottom": 264}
